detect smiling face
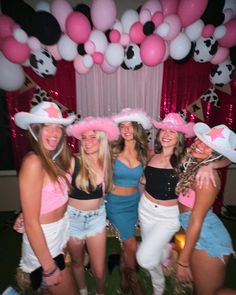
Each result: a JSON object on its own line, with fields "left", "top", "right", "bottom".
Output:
{"left": 119, "top": 121, "right": 135, "bottom": 141}
{"left": 80, "top": 130, "right": 100, "bottom": 155}
{"left": 191, "top": 138, "right": 213, "bottom": 160}
{"left": 159, "top": 129, "right": 178, "bottom": 148}
{"left": 40, "top": 123, "right": 63, "bottom": 151}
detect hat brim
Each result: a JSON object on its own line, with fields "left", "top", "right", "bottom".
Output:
{"left": 66, "top": 118, "right": 119, "bottom": 141}
{"left": 112, "top": 112, "right": 152, "bottom": 130}
{"left": 153, "top": 121, "right": 195, "bottom": 138}
{"left": 194, "top": 123, "right": 236, "bottom": 162}
{"left": 15, "top": 112, "right": 76, "bottom": 130}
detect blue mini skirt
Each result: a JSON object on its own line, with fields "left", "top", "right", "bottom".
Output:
{"left": 105, "top": 191, "right": 140, "bottom": 241}
{"left": 180, "top": 210, "right": 234, "bottom": 258}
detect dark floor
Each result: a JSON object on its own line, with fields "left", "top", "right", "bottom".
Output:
{"left": 0, "top": 211, "right": 235, "bottom": 295}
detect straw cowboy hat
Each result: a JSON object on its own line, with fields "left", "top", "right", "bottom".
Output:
{"left": 14, "top": 101, "right": 76, "bottom": 130}
{"left": 153, "top": 113, "right": 195, "bottom": 138}
{"left": 66, "top": 116, "right": 119, "bottom": 141}
{"left": 112, "top": 108, "right": 152, "bottom": 130}
{"left": 194, "top": 123, "right": 236, "bottom": 162}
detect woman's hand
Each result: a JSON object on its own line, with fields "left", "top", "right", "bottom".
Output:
{"left": 42, "top": 265, "right": 61, "bottom": 288}
{"left": 13, "top": 212, "right": 25, "bottom": 234}
{"left": 177, "top": 263, "right": 193, "bottom": 283}
{"left": 196, "top": 165, "right": 216, "bottom": 189}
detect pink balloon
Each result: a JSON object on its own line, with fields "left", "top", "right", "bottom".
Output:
{"left": 163, "top": 14, "right": 181, "bottom": 41}
{"left": 0, "top": 15, "right": 16, "bottom": 39}
{"left": 120, "top": 33, "right": 130, "bottom": 47}
{"left": 46, "top": 44, "right": 62, "bottom": 60}
{"left": 2, "top": 36, "right": 30, "bottom": 64}
{"left": 129, "top": 22, "right": 145, "bottom": 44}
{"left": 74, "top": 54, "right": 90, "bottom": 74}
{"left": 218, "top": 20, "right": 236, "bottom": 48}
{"left": 28, "top": 37, "right": 41, "bottom": 51}
{"left": 140, "top": 34, "right": 166, "bottom": 66}
{"left": 100, "top": 59, "right": 118, "bottom": 74}
{"left": 202, "top": 24, "right": 215, "bottom": 38}
{"left": 91, "top": 0, "right": 117, "bottom": 31}
{"left": 84, "top": 40, "right": 96, "bottom": 55}
{"left": 151, "top": 11, "right": 164, "bottom": 27}
{"left": 160, "top": 0, "right": 179, "bottom": 16}
{"left": 210, "top": 47, "right": 229, "bottom": 65}
{"left": 51, "top": 0, "right": 73, "bottom": 32}
{"left": 139, "top": 9, "right": 151, "bottom": 24}
{"left": 109, "top": 29, "right": 121, "bottom": 43}
{"left": 177, "top": 0, "right": 208, "bottom": 27}
{"left": 141, "top": 0, "right": 162, "bottom": 16}
{"left": 66, "top": 11, "right": 91, "bottom": 43}
{"left": 93, "top": 52, "right": 104, "bottom": 64}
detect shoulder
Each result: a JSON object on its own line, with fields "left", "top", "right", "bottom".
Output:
{"left": 19, "top": 153, "right": 44, "bottom": 181}
{"left": 21, "top": 153, "right": 43, "bottom": 171}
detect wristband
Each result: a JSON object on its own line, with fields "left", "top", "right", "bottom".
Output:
{"left": 43, "top": 265, "right": 58, "bottom": 277}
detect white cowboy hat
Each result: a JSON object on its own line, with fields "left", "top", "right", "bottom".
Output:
{"left": 112, "top": 108, "right": 152, "bottom": 129}
{"left": 14, "top": 101, "right": 76, "bottom": 130}
{"left": 194, "top": 123, "right": 236, "bottom": 162}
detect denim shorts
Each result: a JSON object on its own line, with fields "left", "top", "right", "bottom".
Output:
{"left": 180, "top": 210, "right": 234, "bottom": 258}
{"left": 68, "top": 203, "right": 106, "bottom": 239}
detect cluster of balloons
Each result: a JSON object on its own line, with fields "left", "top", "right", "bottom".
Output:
{"left": 0, "top": 0, "right": 236, "bottom": 91}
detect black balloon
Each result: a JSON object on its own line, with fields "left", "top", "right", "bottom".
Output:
{"left": 1, "top": 0, "right": 36, "bottom": 36}
{"left": 143, "top": 21, "right": 155, "bottom": 36}
{"left": 74, "top": 3, "right": 93, "bottom": 27}
{"left": 77, "top": 44, "right": 86, "bottom": 56}
{"left": 31, "top": 11, "right": 61, "bottom": 45}
{"left": 201, "top": 0, "right": 225, "bottom": 26}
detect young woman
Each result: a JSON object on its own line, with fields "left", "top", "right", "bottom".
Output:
{"left": 14, "top": 101, "right": 78, "bottom": 295}
{"left": 106, "top": 108, "right": 152, "bottom": 295}
{"left": 136, "top": 113, "right": 195, "bottom": 295}
{"left": 176, "top": 123, "right": 236, "bottom": 295}
{"left": 66, "top": 116, "right": 119, "bottom": 295}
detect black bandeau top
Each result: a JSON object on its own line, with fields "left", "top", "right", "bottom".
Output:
{"left": 144, "top": 166, "right": 179, "bottom": 200}
{"left": 69, "top": 157, "right": 103, "bottom": 200}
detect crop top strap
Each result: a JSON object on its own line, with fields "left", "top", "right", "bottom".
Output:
{"left": 72, "top": 156, "right": 79, "bottom": 187}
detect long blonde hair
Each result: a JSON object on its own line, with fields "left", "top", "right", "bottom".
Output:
{"left": 28, "top": 123, "right": 72, "bottom": 184}
{"left": 75, "top": 131, "right": 113, "bottom": 193}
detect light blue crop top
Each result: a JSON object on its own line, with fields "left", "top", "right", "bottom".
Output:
{"left": 113, "top": 159, "right": 143, "bottom": 187}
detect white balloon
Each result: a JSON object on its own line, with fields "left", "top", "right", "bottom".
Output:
{"left": 83, "top": 54, "right": 93, "bottom": 68}
{"left": 105, "top": 43, "right": 124, "bottom": 67}
{"left": 13, "top": 28, "right": 28, "bottom": 43}
{"left": 120, "top": 9, "right": 139, "bottom": 33}
{"left": 223, "top": 0, "right": 236, "bottom": 18}
{"left": 213, "top": 25, "right": 226, "bottom": 40}
{"left": 185, "top": 19, "right": 204, "bottom": 41}
{"left": 58, "top": 34, "right": 77, "bottom": 61}
{"left": 112, "top": 19, "right": 123, "bottom": 34}
{"left": 193, "top": 36, "right": 218, "bottom": 63}
{"left": 210, "top": 58, "right": 235, "bottom": 86}
{"left": 0, "top": 52, "right": 25, "bottom": 91}
{"left": 89, "top": 30, "right": 108, "bottom": 53}
{"left": 35, "top": 1, "right": 50, "bottom": 12}
{"left": 156, "top": 23, "right": 170, "bottom": 38}
{"left": 169, "top": 32, "right": 191, "bottom": 60}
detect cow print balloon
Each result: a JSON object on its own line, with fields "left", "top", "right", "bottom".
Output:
{"left": 210, "top": 59, "right": 236, "bottom": 86}
{"left": 29, "top": 48, "right": 57, "bottom": 77}
{"left": 122, "top": 43, "right": 143, "bottom": 71}
{"left": 193, "top": 36, "right": 218, "bottom": 63}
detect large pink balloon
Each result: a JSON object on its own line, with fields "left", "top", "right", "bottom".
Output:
{"left": 177, "top": 0, "right": 208, "bottom": 27}
{"left": 66, "top": 12, "right": 91, "bottom": 43}
{"left": 51, "top": 0, "right": 73, "bottom": 32}
{"left": 0, "top": 15, "right": 16, "bottom": 39}
{"left": 2, "top": 36, "right": 30, "bottom": 64}
{"left": 218, "top": 20, "right": 236, "bottom": 48}
{"left": 91, "top": 0, "right": 117, "bottom": 31}
{"left": 140, "top": 34, "right": 166, "bottom": 66}
{"left": 160, "top": 0, "right": 179, "bottom": 16}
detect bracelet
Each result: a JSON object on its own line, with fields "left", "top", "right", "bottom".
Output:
{"left": 177, "top": 262, "right": 189, "bottom": 268}
{"left": 43, "top": 264, "right": 58, "bottom": 277}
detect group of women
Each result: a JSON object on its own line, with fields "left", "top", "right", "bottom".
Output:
{"left": 13, "top": 101, "right": 236, "bottom": 295}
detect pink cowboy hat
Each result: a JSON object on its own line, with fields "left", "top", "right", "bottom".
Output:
{"left": 153, "top": 113, "right": 195, "bottom": 138}
{"left": 66, "top": 116, "right": 119, "bottom": 141}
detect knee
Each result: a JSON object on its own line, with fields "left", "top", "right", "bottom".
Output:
{"left": 136, "top": 247, "right": 154, "bottom": 270}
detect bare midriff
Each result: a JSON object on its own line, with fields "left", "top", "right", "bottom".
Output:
{"left": 144, "top": 190, "right": 178, "bottom": 206}
{"left": 112, "top": 185, "right": 138, "bottom": 196}
{"left": 40, "top": 203, "right": 68, "bottom": 224}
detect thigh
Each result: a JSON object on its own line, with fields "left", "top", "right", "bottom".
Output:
{"left": 191, "top": 249, "right": 227, "bottom": 295}
{"left": 67, "top": 237, "right": 85, "bottom": 264}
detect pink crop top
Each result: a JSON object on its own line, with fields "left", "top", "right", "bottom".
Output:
{"left": 178, "top": 189, "right": 196, "bottom": 209}
{"left": 40, "top": 174, "right": 71, "bottom": 215}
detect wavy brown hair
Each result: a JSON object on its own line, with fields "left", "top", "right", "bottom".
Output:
{"left": 154, "top": 129, "right": 186, "bottom": 172}
{"left": 28, "top": 123, "right": 72, "bottom": 185}
{"left": 111, "top": 122, "right": 149, "bottom": 166}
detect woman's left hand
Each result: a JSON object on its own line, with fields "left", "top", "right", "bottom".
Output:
{"left": 177, "top": 264, "right": 193, "bottom": 283}
{"left": 196, "top": 165, "right": 216, "bottom": 189}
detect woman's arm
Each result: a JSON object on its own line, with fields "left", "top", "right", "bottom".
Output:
{"left": 19, "top": 154, "right": 56, "bottom": 273}
{"left": 177, "top": 173, "right": 220, "bottom": 282}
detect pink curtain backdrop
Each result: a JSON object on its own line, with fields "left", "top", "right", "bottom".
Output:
{"left": 6, "top": 60, "right": 77, "bottom": 172}
{"left": 161, "top": 58, "right": 236, "bottom": 213}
